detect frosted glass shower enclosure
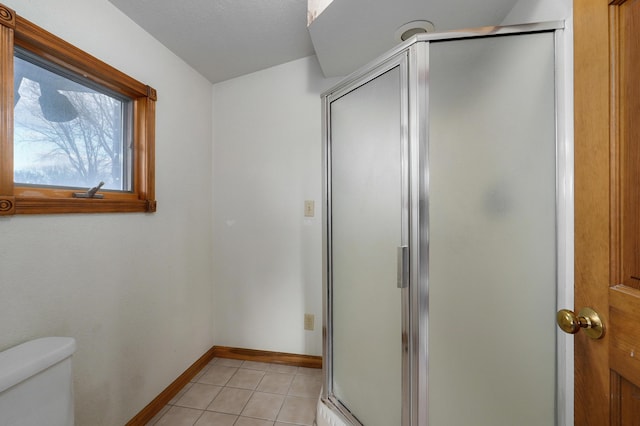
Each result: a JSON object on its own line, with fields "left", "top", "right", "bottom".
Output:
{"left": 322, "top": 22, "right": 566, "bottom": 426}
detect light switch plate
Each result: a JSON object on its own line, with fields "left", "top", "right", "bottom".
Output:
{"left": 304, "top": 313, "right": 315, "bottom": 331}
{"left": 304, "top": 200, "right": 315, "bottom": 217}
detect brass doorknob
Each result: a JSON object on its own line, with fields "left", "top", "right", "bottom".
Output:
{"left": 556, "top": 307, "right": 605, "bottom": 340}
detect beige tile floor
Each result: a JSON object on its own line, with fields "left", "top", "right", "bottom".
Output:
{"left": 147, "top": 358, "right": 322, "bottom": 426}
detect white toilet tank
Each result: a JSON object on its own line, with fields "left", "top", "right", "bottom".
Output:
{"left": 0, "top": 337, "right": 76, "bottom": 426}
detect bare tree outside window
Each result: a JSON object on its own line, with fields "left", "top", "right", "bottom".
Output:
{"left": 14, "top": 54, "right": 131, "bottom": 191}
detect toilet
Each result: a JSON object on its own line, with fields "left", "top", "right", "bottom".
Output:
{"left": 0, "top": 337, "right": 76, "bottom": 426}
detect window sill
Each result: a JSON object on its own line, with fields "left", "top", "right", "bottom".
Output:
{"left": 0, "top": 195, "right": 156, "bottom": 215}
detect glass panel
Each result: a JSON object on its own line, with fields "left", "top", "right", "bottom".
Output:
{"left": 330, "top": 66, "right": 403, "bottom": 426}
{"left": 14, "top": 51, "right": 131, "bottom": 191}
{"left": 428, "top": 33, "right": 557, "bottom": 425}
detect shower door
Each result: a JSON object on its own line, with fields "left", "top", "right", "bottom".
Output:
{"left": 323, "top": 23, "right": 564, "bottom": 426}
{"left": 323, "top": 54, "right": 409, "bottom": 426}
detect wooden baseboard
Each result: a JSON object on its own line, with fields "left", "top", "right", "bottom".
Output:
{"left": 211, "top": 345, "right": 322, "bottom": 369}
{"left": 125, "top": 346, "right": 217, "bottom": 425}
{"left": 125, "top": 346, "right": 322, "bottom": 425}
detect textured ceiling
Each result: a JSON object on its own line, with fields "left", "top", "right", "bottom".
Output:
{"left": 108, "top": 0, "right": 554, "bottom": 84}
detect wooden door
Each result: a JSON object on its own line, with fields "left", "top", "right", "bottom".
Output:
{"left": 574, "top": 0, "right": 640, "bottom": 423}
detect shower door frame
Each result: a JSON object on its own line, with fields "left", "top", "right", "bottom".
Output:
{"left": 322, "top": 51, "right": 412, "bottom": 426}
{"left": 322, "top": 21, "right": 572, "bottom": 426}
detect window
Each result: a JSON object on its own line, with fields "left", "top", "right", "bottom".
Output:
{"left": 14, "top": 50, "right": 132, "bottom": 191}
{"left": 0, "top": 3, "right": 156, "bottom": 215}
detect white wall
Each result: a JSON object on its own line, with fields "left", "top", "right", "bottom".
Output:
{"left": 0, "top": 1, "right": 214, "bottom": 425}
{"left": 212, "top": 56, "right": 340, "bottom": 356}
{"left": 501, "top": 0, "right": 571, "bottom": 25}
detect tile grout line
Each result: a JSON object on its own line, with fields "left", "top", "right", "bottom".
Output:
{"left": 271, "top": 367, "right": 296, "bottom": 425}
{"left": 226, "top": 365, "right": 255, "bottom": 423}
{"left": 150, "top": 359, "right": 318, "bottom": 426}
{"left": 239, "top": 361, "right": 285, "bottom": 425}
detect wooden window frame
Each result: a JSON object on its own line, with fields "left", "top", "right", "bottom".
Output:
{"left": 0, "top": 3, "right": 156, "bottom": 215}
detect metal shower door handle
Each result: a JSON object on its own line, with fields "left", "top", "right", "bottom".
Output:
{"left": 397, "top": 245, "right": 409, "bottom": 288}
